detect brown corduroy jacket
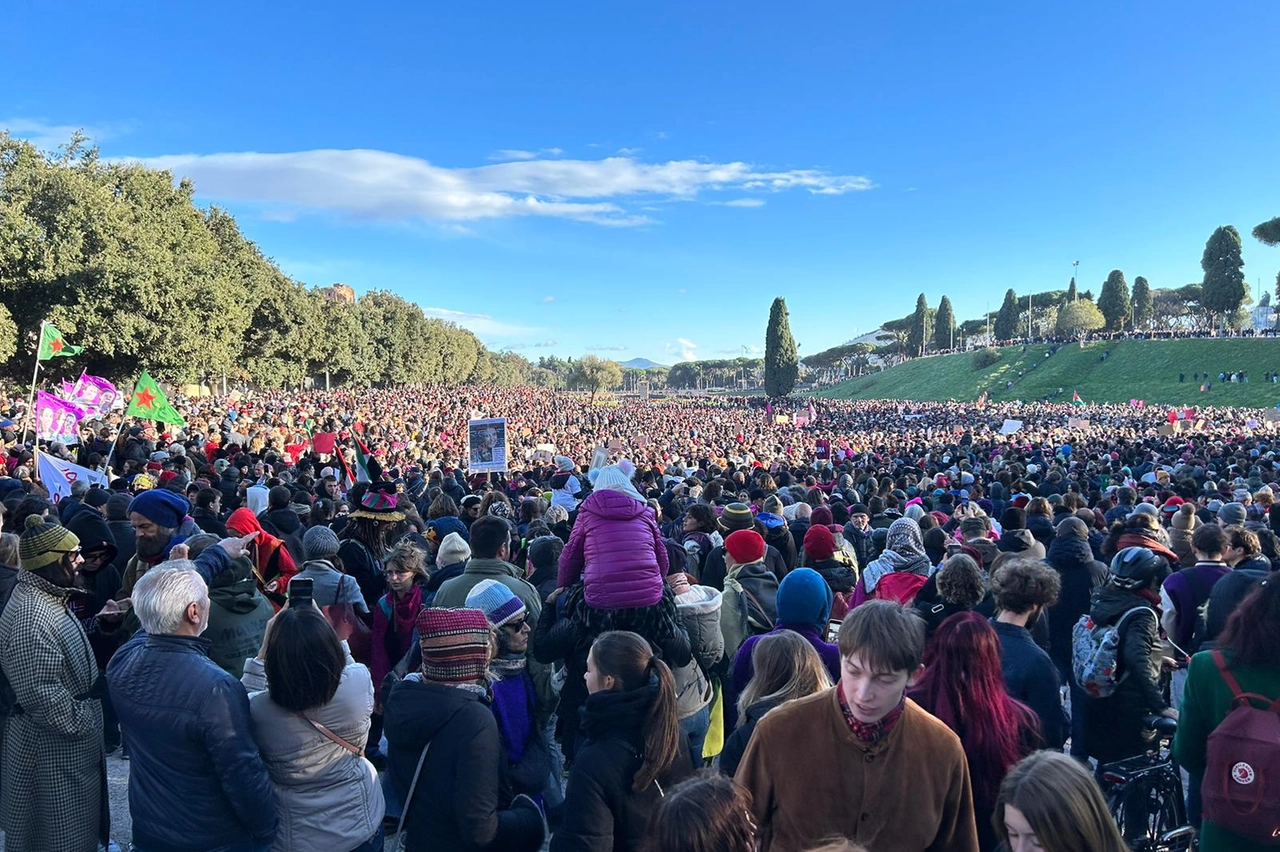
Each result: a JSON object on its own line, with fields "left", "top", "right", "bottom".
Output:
{"left": 735, "top": 689, "right": 979, "bottom": 852}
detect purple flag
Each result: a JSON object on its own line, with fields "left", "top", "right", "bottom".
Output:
{"left": 61, "top": 380, "right": 76, "bottom": 397}
{"left": 34, "top": 390, "right": 86, "bottom": 445}
{"left": 70, "top": 373, "right": 121, "bottom": 417}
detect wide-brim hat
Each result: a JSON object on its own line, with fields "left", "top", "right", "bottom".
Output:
{"left": 350, "top": 484, "right": 405, "bottom": 522}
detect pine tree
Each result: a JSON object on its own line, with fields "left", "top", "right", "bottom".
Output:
{"left": 763, "top": 296, "right": 799, "bottom": 397}
{"left": 1066, "top": 278, "right": 1078, "bottom": 303}
{"left": 1201, "top": 225, "right": 1247, "bottom": 329}
{"left": 932, "top": 295, "right": 956, "bottom": 351}
{"left": 994, "top": 289, "right": 1019, "bottom": 342}
{"left": 1132, "top": 276, "right": 1154, "bottom": 329}
{"left": 1097, "top": 270, "right": 1131, "bottom": 331}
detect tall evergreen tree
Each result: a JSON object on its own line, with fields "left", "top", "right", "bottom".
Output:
{"left": 932, "top": 295, "right": 956, "bottom": 351}
{"left": 907, "top": 293, "right": 929, "bottom": 356}
{"left": 1097, "top": 270, "right": 1131, "bottom": 331}
{"left": 1065, "top": 278, "right": 1078, "bottom": 303}
{"left": 993, "top": 289, "right": 1019, "bottom": 342}
{"left": 763, "top": 296, "right": 799, "bottom": 397}
{"left": 1201, "top": 225, "right": 1247, "bottom": 328}
{"left": 1132, "top": 276, "right": 1154, "bottom": 329}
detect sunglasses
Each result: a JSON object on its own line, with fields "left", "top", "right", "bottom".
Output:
{"left": 56, "top": 547, "right": 83, "bottom": 557}
{"left": 502, "top": 617, "right": 530, "bottom": 632}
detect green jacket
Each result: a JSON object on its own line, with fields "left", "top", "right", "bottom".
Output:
{"left": 1173, "top": 649, "right": 1280, "bottom": 852}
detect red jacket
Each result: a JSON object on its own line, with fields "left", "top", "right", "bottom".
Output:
{"left": 226, "top": 508, "right": 298, "bottom": 602}
{"left": 558, "top": 489, "right": 668, "bottom": 609}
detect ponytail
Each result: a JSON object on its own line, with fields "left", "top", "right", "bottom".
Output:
{"left": 635, "top": 655, "right": 679, "bottom": 792}
{"left": 590, "top": 630, "right": 682, "bottom": 793}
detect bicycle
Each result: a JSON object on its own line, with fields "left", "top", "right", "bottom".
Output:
{"left": 1097, "top": 714, "right": 1198, "bottom": 852}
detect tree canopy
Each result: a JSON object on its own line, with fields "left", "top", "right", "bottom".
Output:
{"left": 1254, "top": 216, "right": 1280, "bottom": 247}
{"left": 1056, "top": 299, "right": 1105, "bottom": 342}
{"left": 763, "top": 296, "right": 798, "bottom": 397}
{"left": 1132, "top": 276, "right": 1153, "bottom": 329}
{"left": 1097, "top": 270, "right": 1131, "bottom": 331}
{"left": 1201, "top": 225, "right": 1247, "bottom": 329}
{"left": 932, "top": 295, "right": 956, "bottom": 351}
{"left": 993, "top": 289, "right": 1020, "bottom": 341}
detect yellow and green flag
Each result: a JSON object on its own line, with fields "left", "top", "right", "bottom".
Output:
{"left": 125, "top": 371, "right": 186, "bottom": 426}
{"left": 37, "top": 324, "right": 83, "bottom": 360}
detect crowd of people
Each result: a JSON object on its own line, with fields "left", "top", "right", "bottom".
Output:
{"left": 2, "top": 385, "right": 1280, "bottom": 851}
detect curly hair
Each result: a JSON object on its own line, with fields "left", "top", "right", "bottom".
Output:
{"left": 936, "top": 554, "right": 986, "bottom": 608}
{"left": 991, "top": 558, "right": 1061, "bottom": 615}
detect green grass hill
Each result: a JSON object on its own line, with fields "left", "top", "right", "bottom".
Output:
{"left": 813, "top": 339, "right": 1280, "bottom": 408}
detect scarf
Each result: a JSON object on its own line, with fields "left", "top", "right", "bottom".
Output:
{"left": 489, "top": 653, "right": 528, "bottom": 680}
{"left": 837, "top": 686, "right": 905, "bottom": 746}
{"left": 862, "top": 548, "right": 933, "bottom": 593}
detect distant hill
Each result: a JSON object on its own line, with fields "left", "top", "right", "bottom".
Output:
{"left": 619, "top": 358, "right": 668, "bottom": 369}
{"left": 812, "top": 339, "right": 1280, "bottom": 408}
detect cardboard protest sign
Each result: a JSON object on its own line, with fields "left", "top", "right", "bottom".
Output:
{"left": 1000, "top": 420, "right": 1023, "bottom": 435}
{"left": 1067, "top": 418, "right": 1090, "bottom": 429}
{"left": 1265, "top": 409, "right": 1280, "bottom": 423}
{"left": 467, "top": 417, "right": 508, "bottom": 473}
{"left": 608, "top": 438, "right": 623, "bottom": 451}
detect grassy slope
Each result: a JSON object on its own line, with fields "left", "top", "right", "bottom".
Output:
{"left": 815, "top": 339, "right": 1280, "bottom": 407}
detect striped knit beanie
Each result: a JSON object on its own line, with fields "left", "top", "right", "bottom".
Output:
{"left": 416, "top": 608, "right": 493, "bottom": 684}
{"left": 19, "top": 515, "right": 80, "bottom": 571}
{"left": 465, "top": 579, "right": 527, "bottom": 629}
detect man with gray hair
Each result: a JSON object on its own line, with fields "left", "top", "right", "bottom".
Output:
{"left": 107, "top": 560, "right": 276, "bottom": 852}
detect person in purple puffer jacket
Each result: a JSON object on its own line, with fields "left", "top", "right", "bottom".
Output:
{"left": 558, "top": 464, "right": 669, "bottom": 610}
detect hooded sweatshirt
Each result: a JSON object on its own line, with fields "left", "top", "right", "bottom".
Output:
{"left": 204, "top": 555, "right": 274, "bottom": 679}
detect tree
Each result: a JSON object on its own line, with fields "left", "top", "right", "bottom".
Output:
{"left": 1056, "top": 300, "right": 1105, "bottom": 345}
{"left": 1065, "top": 278, "right": 1078, "bottom": 303}
{"left": 932, "top": 295, "right": 956, "bottom": 352}
{"left": 0, "top": 303, "right": 15, "bottom": 366}
{"left": 907, "top": 293, "right": 929, "bottom": 357}
{"left": 1201, "top": 225, "right": 1247, "bottom": 329}
{"left": 763, "top": 296, "right": 799, "bottom": 397}
{"left": 569, "top": 355, "right": 622, "bottom": 401}
{"left": 1097, "top": 270, "right": 1130, "bottom": 331}
{"left": 1254, "top": 216, "right": 1280, "bottom": 247}
{"left": 993, "top": 289, "right": 1019, "bottom": 342}
{"left": 1132, "top": 276, "right": 1154, "bottom": 329}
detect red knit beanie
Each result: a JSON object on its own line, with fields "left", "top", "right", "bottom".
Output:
{"left": 724, "top": 529, "right": 765, "bottom": 565}
{"left": 802, "top": 524, "right": 837, "bottom": 561}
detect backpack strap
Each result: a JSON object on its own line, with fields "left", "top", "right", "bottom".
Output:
{"left": 1212, "top": 650, "right": 1280, "bottom": 711}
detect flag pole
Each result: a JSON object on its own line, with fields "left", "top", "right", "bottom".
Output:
{"left": 21, "top": 321, "right": 48, "bottom": 482}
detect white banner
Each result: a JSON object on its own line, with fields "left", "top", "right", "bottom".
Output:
{"left": 38, "top": 455, "right": 109, "bottom": 503}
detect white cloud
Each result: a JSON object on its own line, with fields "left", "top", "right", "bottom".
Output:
{"left": 542, "top": 295, "right": 556, "bottom": 303}
{"left": 4, "top": 117, "right": 123, "bottom": 150}
{"left": 489, "top": 147, "right": 565, "bottom": 161}
{"left": 420, "top": 306, "right": 536, "bottom": 339}
{"left": 665, "top": 337, "right": 698, "bottom": 362}
{"left": 588, "top": 344, "right": 629, "bottom": 352}
{"left": 616, "top": 147, "right": 643, "bottom": 156}
{"left": 716, "top": 344, "right": 763, "bottom": 355}
{"left": 711, "top": 198, "right": 766, "bottom": 208}
{"left": 503, "top": 340, "right": 558, "bottom": 351}
{"left": 135, "top": 148, "right": 872, "bottom": 228}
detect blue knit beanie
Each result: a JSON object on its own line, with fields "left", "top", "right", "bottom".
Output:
{"left": 127, "top": 489, "right": 190, "bottom": 530}
{"left": 465, "top": 578, "right": 527, "bottom": 628}
{"left": 776, "top": 567, "right": 833, "bottom": 629}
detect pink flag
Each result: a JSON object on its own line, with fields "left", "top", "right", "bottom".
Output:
{"left": 34, "top": 390, "right": 86, "bottom": 445}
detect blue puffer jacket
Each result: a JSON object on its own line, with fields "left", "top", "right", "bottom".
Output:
{"left": 107, "top": 628, "right": 277, "bottom": 850}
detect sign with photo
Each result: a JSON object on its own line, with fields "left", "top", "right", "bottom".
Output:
{"left": 467, "top": 417, "right": 508, "bottom": 473}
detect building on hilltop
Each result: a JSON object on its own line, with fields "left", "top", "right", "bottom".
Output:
{"left": 321, "top": 283, "right": 355, "bottom": 304}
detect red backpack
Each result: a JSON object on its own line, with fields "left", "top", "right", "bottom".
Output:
{"left": 1202, "top": 650, "right": 1280, "bottom": 843}
{"left": 875, "top": 572, "right": 927, "bottom": 605}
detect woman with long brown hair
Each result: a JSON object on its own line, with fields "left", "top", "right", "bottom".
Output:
{"left": 646, "top": 773, "right": 756, "bottom": 852}
{"left": 994, "top": 750, "right": 1127, "bottom": 852}
{"left": 552, "top": 630, "right": 694, "bottom": 852}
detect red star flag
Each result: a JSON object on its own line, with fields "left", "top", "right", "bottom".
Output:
{"left": 37, "top": 324, "right": 83, "bottom": 360}
{"left": 124, "top": 370, "right": 186, "bottom": 426}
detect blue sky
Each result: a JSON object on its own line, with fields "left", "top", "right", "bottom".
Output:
{"left": 5, "top": 2, "right": 1279, "bottom": 364}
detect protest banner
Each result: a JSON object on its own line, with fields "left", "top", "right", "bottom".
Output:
{"left": 533, "top": 442, "right": 557, "bottom": 463}
{"left": 34, "top": 389, "right": 84, "bottom": 445}
{"left": 467, "top": 417, "right": 508, "bottom": 473}
{"left": 815, "top": 439, "right": 831, "bottom": 461}
{"left": 1157, "top": 424, "right": 1176, "bottom": 436}
{"left": 311, "top": 431, "right": 337, "bottom": 455}
{"left": 608, "top": 438, "right": 623, "bottom": 451}
{"left": 1000, "top": 419, "right": 1023, "bottom": 435}
{"left": 37, "top": 454, "right": 107, "bottom": 503}
{"left": 70, "top": 373, "right": 120, "bottom": 418}
{"left": 1067, "top": 417, "right": 1090, "bottom": 429}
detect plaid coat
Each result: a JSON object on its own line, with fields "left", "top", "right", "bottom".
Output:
{"left": 0, "top": 571, "right": 104, "bottom": 852}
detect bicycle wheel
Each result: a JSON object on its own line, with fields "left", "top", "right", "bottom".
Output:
{"left": 1110, "top": 775, "right": 1159, "bottom": 847}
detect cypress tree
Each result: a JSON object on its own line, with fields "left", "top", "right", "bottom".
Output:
{"left": 994, "top": 289, "right": 1019, "bottom": 342}
{"left": 763, "top": 296, "right": 799, "bottom": 397}
{"left": 932, "top": 295, "right": 956, "bottom": 351}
